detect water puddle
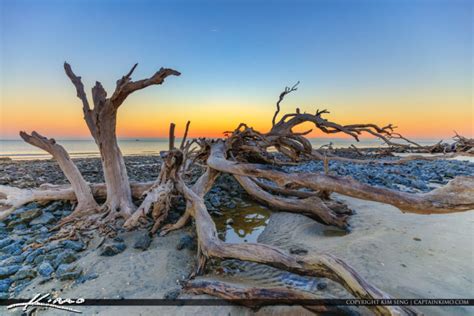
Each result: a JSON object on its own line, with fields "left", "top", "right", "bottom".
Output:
{"left": 213, "top": 201, "right": 271, "bottom": 243}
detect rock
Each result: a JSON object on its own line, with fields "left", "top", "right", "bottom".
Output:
{"left": 317, "top": 281, "right": 327, "bottom": 290}
{"left": 226, "top": 218, "right": 234, "bottom": 225}
{"left": 75, "top": 273, "right": 99, "bottom": 284}
{"left": 37, "top": 262, "right": 54, "bottom": 277}
{"left": 163, "top": 289, "right": 180, "bottom": 300}
{"left": 0, "top": 255, "right": 25, "bottom": 265}
{"left": 226, "top": 201, "right": 237, "bottom": 209}
{"left": 53, "top": 250, "right": 79, "bottom": 267}
{"left": 1, "top": 241, "right": 23, "bottom": 256}
{"left": 176, "top": 235, "right": 196, "bottom": 251}
{"left": 289, "top": 247, "right": 308, "bottom": 255}
{"left": 12, "top": 266, "right": 37, "bottom": 280}
{"left": 210, "top": 195, "right": 221, "bottom": 207}
{"left": 59, "top": 270, "right": 82, "bottom": 281}
{"left": 19, "top": 208, "right": 43, "bottom": 222}
{"left": 100, "top": 242, "right": 126, "bottom": 256}
{"left": 25, "top": 248, "right": 45, "bottom": 264}
{"left": 133, "top": 234, "right": 152, "bottom": 251}
{"left": 0, "top": 265, "right": 21, "bottom": 278}
{"left": 6, "top": 219, "right": 22, "bottom": 229}
{"left": 0, "top": 279, "right": 12, "bottom": 292}
{"left": 61, "top": 240, "right": 85, "bottom": 252}
{"left": 30, "top": 213, "right": 56, "bottom": 225}
{"left": 0, "top": 237, "right": 14, "bottom": 249}
{"left": 413, "top": 237, "right": 422, "bottom": 241}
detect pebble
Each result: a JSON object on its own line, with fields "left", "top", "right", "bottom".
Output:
{"left": 12, "top": 266, "right": 37, "bottom": 280}
{"left": 176, "top": 235, "right": 196, "bottom": 251}
{"left": 53, "top": 250, "right": 79, "bottom": 267}
{"left": 61, "top": 240, "right": 85, "bottom": 252}
{"left": 30, "top": 213, "right": 56, "bottom": 225}
{"left": 100, "top": 242, "right": 127, "bottom": 256}
{"left": 19, "top": 208, "right": 43, "bottom": 222}
{"left": 37, "top": 262, "right": 54, "bottom": 277}
{"left": 0, "top": 265, "right": 21, "bottom": 278}
{"left": 163, "top": 289, "right": 180, "bottom": 300}
{"left": 133, "top": 233, "right": 152, "bottom": 251}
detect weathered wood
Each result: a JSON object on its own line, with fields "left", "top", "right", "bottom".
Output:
{"left": 176, "top": 169, "right": 418, "bottom": 316}
{"left": 64, "top": 62, "right": 180, "bottom": 219}
{"left": 208, "top": 141, "right": 474, "bottom": 214}
{"left": 185, "top": 279, "right": 346, "bottom": 314}
{"left": 19, "top": 131, "right": 99, "bottom": 218}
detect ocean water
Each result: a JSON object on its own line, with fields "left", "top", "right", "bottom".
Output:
{"left": 0, "top": 138, "right": 441, "bottom": 160}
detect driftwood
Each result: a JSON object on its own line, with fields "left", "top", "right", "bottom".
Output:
{"left": 1, "top": 67, "right": 472, "bottom": 314}
{"left": 64, "top": 62, "right": 180, "bottom": 219}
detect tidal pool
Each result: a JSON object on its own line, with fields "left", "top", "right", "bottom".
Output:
{"left": 213, "top": 201, "right": 271, "bottom": 243}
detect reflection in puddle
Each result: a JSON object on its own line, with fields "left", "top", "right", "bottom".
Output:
{"left": 213, "top": 202, "right": 271, "bottom": 243}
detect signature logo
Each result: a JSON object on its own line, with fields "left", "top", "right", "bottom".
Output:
{"left": 7, "top": 293, "right": 85, "bottom": 313}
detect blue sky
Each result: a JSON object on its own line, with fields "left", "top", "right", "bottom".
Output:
{"left": 1, "top": 0, "right": 472, "bottom": 139}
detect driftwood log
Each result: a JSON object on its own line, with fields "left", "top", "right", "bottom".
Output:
{"left": 1, "top": 64, "right": 473, "bottom": 315}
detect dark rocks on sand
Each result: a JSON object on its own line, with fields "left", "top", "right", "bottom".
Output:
{"left": 163, "top": 289, "right": 180, "bottom": 300}
{"left": 176, "top": 234, "right": 196, "bottom": 251}
{"left": 61, "top": 240, "right": 86, "bottom": 252}
{"left": 100, "top": 241, "right": 127, "bottom": 256}
{"left": 133, "top": 233, "right": 152, "bottom": 251}
{"left": 37, "top": 262, "right": 54, "bottom": 278}
{"left": 0, "top": 237, "right": 14, "bottom": 249}
{"left": 30, "top": 213, "right": 56, "bottom": 225}
{"left": 25, "top": 248, "right": 45, "bottom": 264}
{"left": 289, "top": 247, "right": 308, "bottom": 255}
{"left": 19, "top": 208, "right": 43, "bottom": 222}
{"left": 1, "top": 241, "right": 23, "bottom": 256}
{"left": 12, "top": 266, "right": 37, "bottom": 281}
{"left": 0, "top": 265, "right": 21, "bottom": 278}
{"left": 53, "top": 250, "right": 79, "bottom": 268}
{"left": 55, "top": 263, "right": 82, "bottom": 281}
{"left": 0, "top": 279, "right": 12, "bottom": 292}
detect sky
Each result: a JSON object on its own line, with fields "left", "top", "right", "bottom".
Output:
{"left": 0, "top": 0, "right": 472, "bottom": 140}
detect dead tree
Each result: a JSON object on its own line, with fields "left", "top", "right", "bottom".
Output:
{"left": 64, "top": 62, "right": 180, "bottom": 219}
{"left": 19, "top": 131, "right": 99, "bottom": 219}
{"left": 1, "top": 68, "right": 473, "bottom": 315}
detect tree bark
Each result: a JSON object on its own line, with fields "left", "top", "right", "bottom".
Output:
{"left": 19, "top": 131, "right": 99, "bottom": 217}
{"left": 64, "top": 62, "right": 180, "bottom": 218}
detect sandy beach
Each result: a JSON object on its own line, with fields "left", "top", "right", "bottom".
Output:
{"left": 0, "top": 155, "right": 472, "bottom": 315}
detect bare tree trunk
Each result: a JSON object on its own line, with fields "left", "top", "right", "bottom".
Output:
{"left": 64, "top": 62, "right": 180, "bottom": 219}
{"left": 19, "top": 131, "right": 99, "bottom": 217}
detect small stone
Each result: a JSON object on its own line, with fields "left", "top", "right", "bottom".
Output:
{"left": 133, "top": 234, "right": 152, "bottom": 251}
{"left": 2, "top": 241, "right": 23, "bottom": 256}
{"left": 25, "top": 248, "right": 45, "bottom": 264}
{"left": 401, "top": 263, "right": 407, "bottom": 268}
{"left": 59, "top": 271, "right": 82, "bottom": 281}
{"left": 0, "top": 265, "right": 21, "bottom": 278}
{"left": 226, "top": 201, "right": 237, "bottom": 209}
{"left": 30, "top": 213, "right": 56, "bottom": 225}
{"left": 0, "top": 279, "right": 12, "bottom": 292}
{"left": 317, "top": 282, "right": 327, "bottom": 290}
{"left": 53, "top": 250, "right": 79, "bottom": 267}
{"left": 176, "top": 235, "right": 196, "bottom": 251}
{"left": 100, "top": 242, "right": 126, "bottom": 256}
{"left": 0, "top": 255, "right": 25, "bottom": 265}
{"left": 61, "top": 240, "right": 85, "bottom": 252}
{"left": 226, "top": 218, "right": 234, "bottom": 225}
{"left": 289, "top": 247, "right": 308, "bottom": 255}
{"left": 413, "top": 237, "right": 422, "bottom": 241}
{"left": 163, "top": 289, "right": 180, "bottom": 300}
{"left": 0, "top": 237, "right": 13, "bottom": 249}
{"left": 12, "top": 266, "right": 37, "bottom": 280}
{"left": 19, "top": 208, "right": 43, "bottom": 222}
{"left": 37, "top": 262, "right": 54, "bottom": 277}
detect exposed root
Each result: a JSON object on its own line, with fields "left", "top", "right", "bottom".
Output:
{"left": 185, "top": 279, "right": 346, "bottom": 314}
{"left": 208, "top": 141, "right": 474, "bottom": 214}
{"left": 176, "top": 169, "right": 419, "bottom": 316}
